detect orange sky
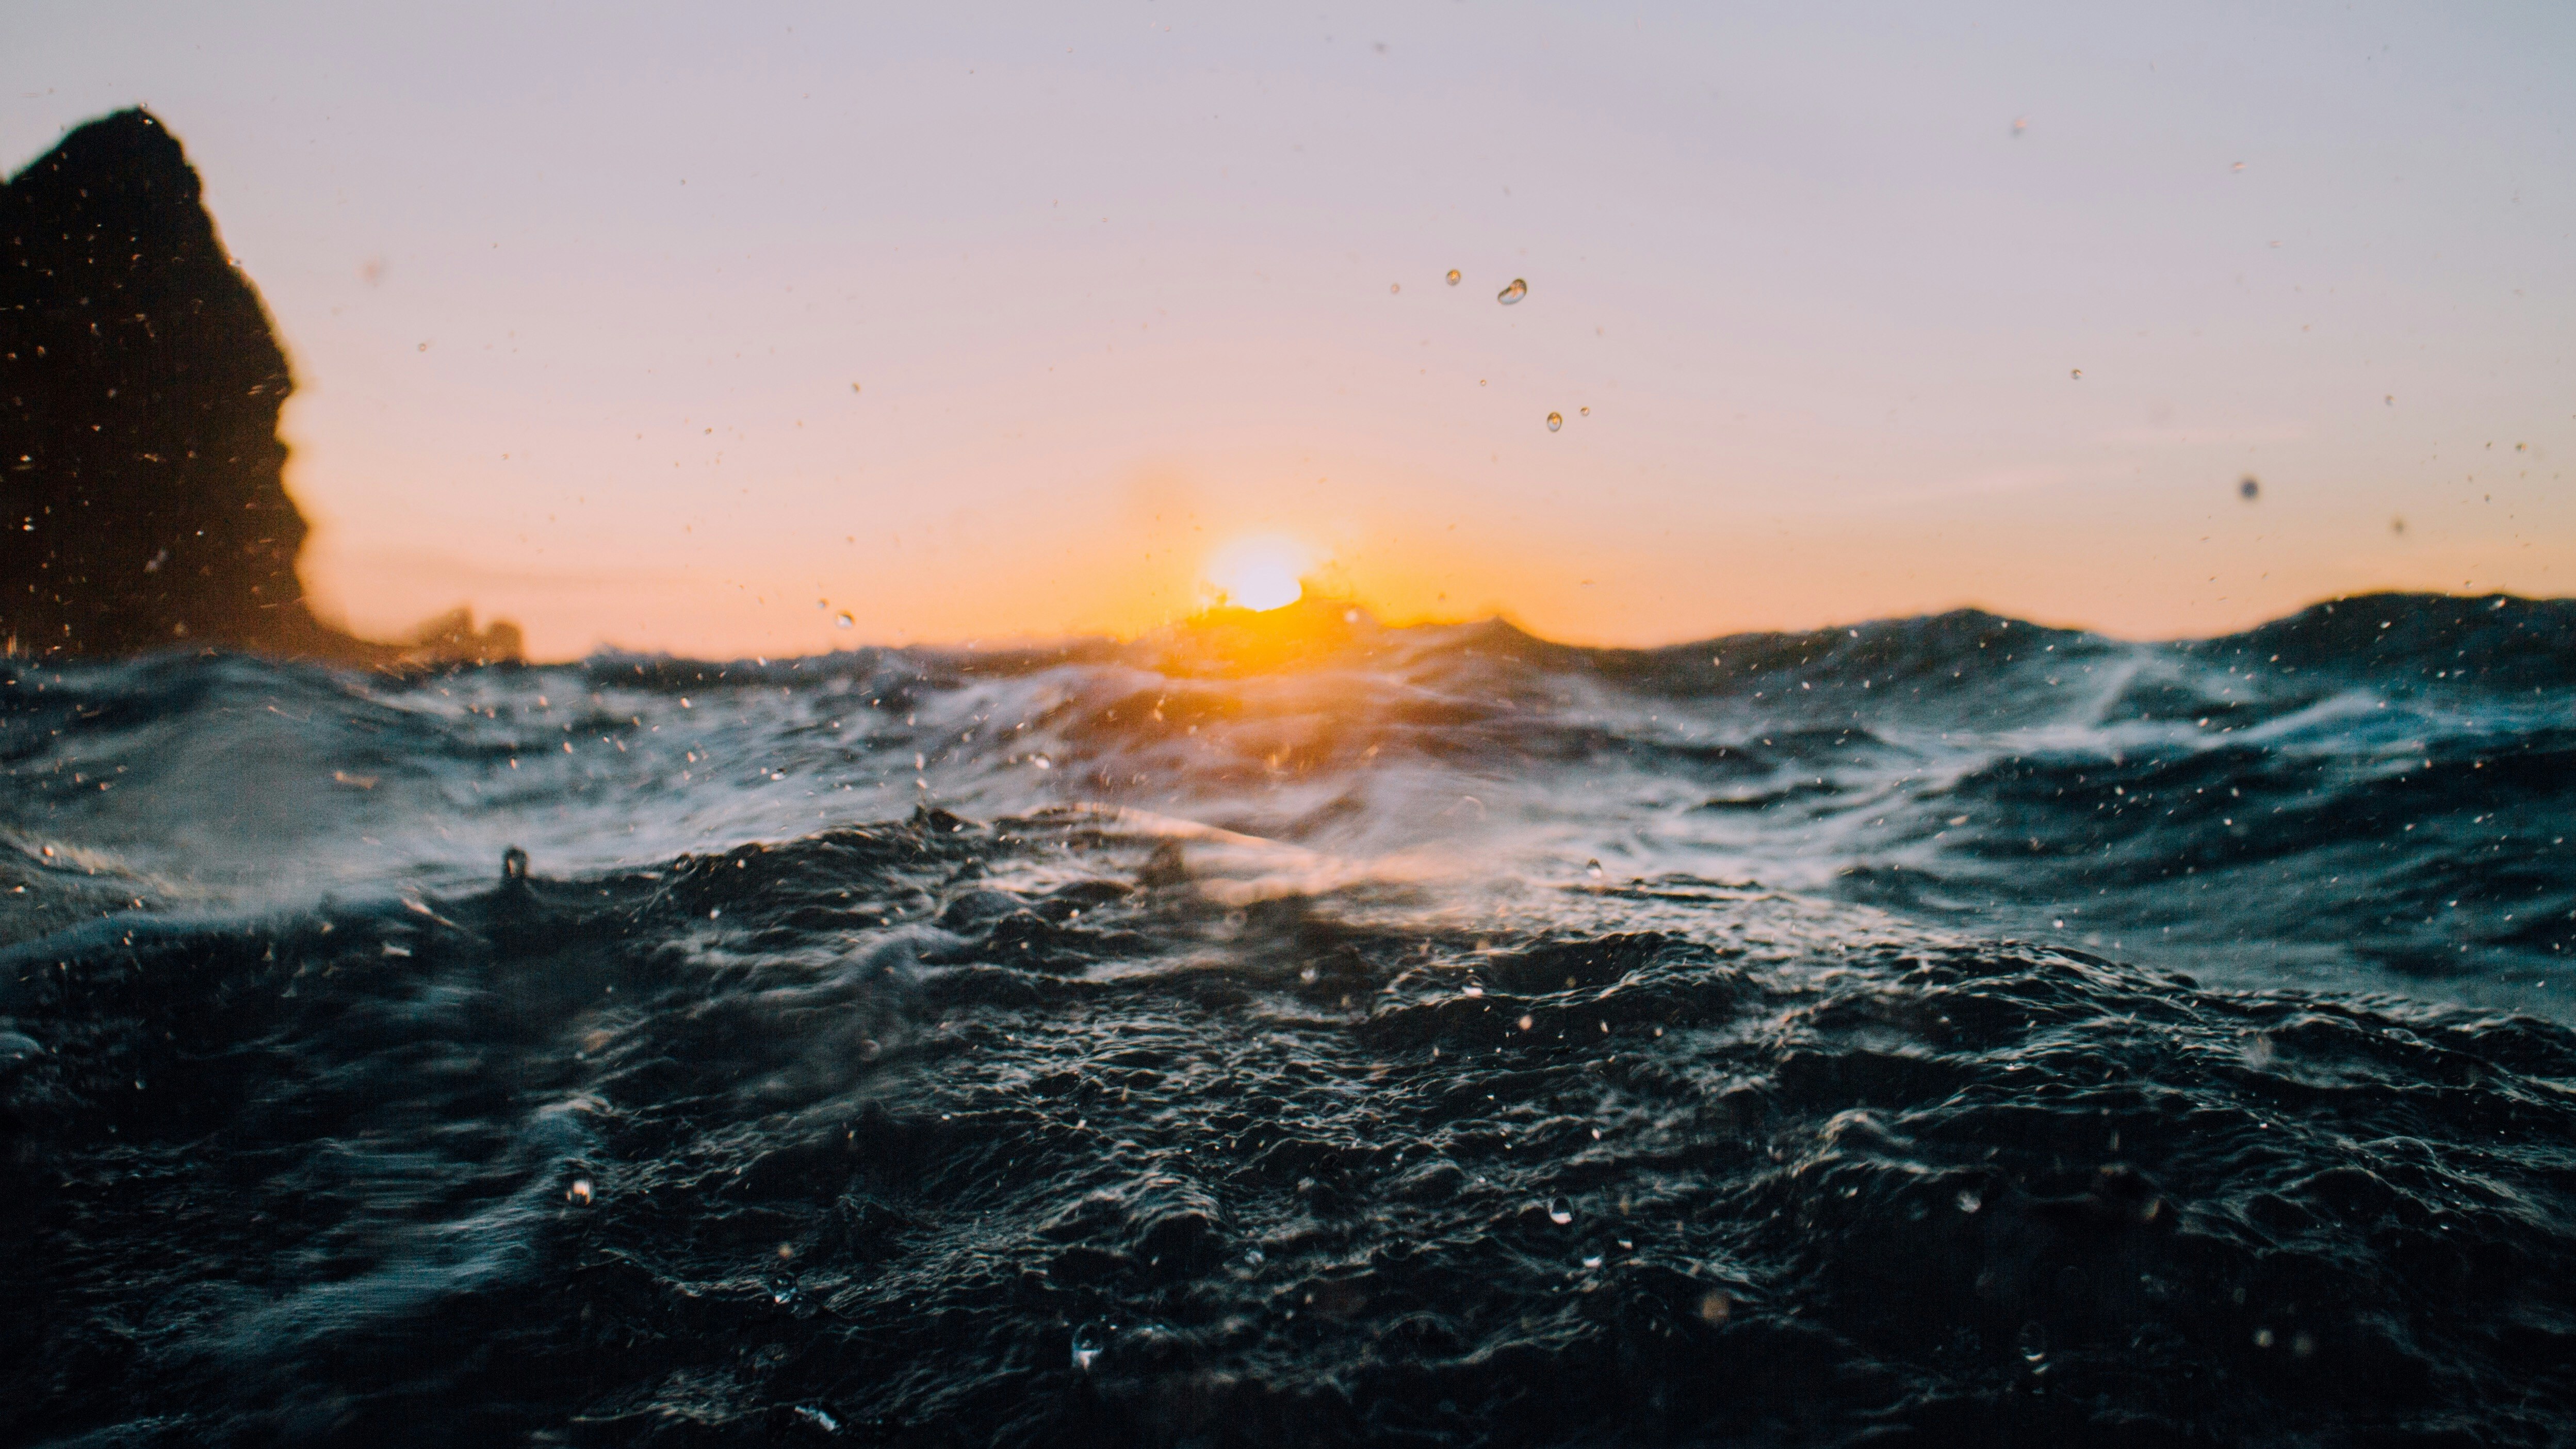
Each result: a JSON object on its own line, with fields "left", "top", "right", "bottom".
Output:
{"left": 10, "top": 2, "right": 2573, "bottom": 659}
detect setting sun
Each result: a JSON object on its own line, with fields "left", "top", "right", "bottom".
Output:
{"left": 1202, "top": 534, "right": 1310, "bottom": 612}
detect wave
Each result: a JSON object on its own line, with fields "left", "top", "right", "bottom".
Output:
{"left": 4, "top": 812, "right": 2573, "bottom": 1444}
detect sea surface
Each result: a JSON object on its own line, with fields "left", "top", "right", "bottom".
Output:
{"left": 3, "top": 592, "right": 2573, "bottom": 1446}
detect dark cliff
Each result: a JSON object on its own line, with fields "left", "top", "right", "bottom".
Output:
{"left": 1, "top": 109, "right": 516, "bottom": 664}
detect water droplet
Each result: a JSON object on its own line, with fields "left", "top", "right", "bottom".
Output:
{"left": 768, "top": 1271, "right": 800, "bottom": 1305}
{"left": 1585, "top": 858, "right": 1604, "bottom": 878}
{"left": 1462, "top": 982, "right": 1485, "bottom": 997}
{"left": 835, "top": 612, "right": 855, "bottom": 629}
{"left": 2017, "top": 1322, "right": 2048, "bottom": 1361}
{"left": 1518, "top": 1014, "right": 1535, "bottom": 1032}
{"left": 1496, "top": 278, "right": 1527, "bottom": 305}
{"left": 1244, "top": 1247, "right": 1265, "bottom": 1266}
{"left": 1548, "top": 1197, "right": 1574, "bottom": 1225}
{"left": 567, "top": 1178, "right": 593, "bottom": 1204}
{"left": 851, "top": 382, "right": 862, "bottom": 394}
{"left": 2069, "top": 368, "right": 2083, "bottom": 380}
{"left": 2239, "top": 476, "right": 2260, "bottom": 501}
{"left": 1071, "top": 1321, "right": 1110, "bottom": 1372}
{"left": 1578, "top": 405, "right": 1590, "bottom": 416}
{"left": 1581, "top": 1255, "right": 1603, "bottom": 1269}
{"left": 1955, "top": 1188, "right": 1982, "bottom": 1214}
{"left": 1445, "top": 269, "right": 1462, "bottom": 286}
{"left": 1546, "top": 412, "right": 1563, "bottom": 432}
{"left": 1390, "top": 282, "right": 1401, "bottom": 294}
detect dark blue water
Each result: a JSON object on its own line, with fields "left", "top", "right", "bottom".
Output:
{"left": 4, "top": 591, "right": 2573, "bottom": 1445}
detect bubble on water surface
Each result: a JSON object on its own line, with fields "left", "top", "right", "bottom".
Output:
{"left": 1071, "top": 1321, "right": 1110, "bottom": 1372}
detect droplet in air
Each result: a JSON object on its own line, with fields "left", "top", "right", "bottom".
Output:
{"left": 1071, "top": 1321, "right": 1110, "bottom": 1372}
{"left": 1546, "top": 412, "right": 1563, "bottom": 432}
{"left": 1390, "top": 282, "right": 1401, "bottom": 294}
{"left": 1496, "top": 278, "right": 1527, "bottom": 305}
{"left": 567, "top": 1178, "right": 594, "bottom": 1204}
{"left": 1956, "top": 1188, "right": 1983, "bottom": 1214}
{"left": 1578, "top": 406, "right": 1590, "bottom": 416}
{"left": 851, "top": 382, "right": 862, "bottom": 394}
{"left": 1585, "top": 858, "right": 1604, "bottom": 878}
{"left": 1548, "top": 1197, "right": 1575, "bottom": 1225}
{"left": 2231, "top": 161, "right": 2246, "bottom": 172}
{"left": 1581, "top": 1255, "right": 1604, "bottom": 1269}
{"left": 2069, "top": 368, "right": 2083, "bottom": 380}
{"left": 2390, "top": 516, "right": 2406, "bottom": 535}
{"left": 2239, "top": 476, "right": 2260, "bottom": 501}
{"left": 835, "top": 612, "right": 855, "bottom": 629}
{"left": 2012, "top": 117, "right": 2029, "bottom": 137}
{"left": 1445, "top": 269, "right": 1462, "bottom": 286}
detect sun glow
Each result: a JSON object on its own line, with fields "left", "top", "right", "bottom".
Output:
{"left": 1202, "top": 534, "right": 1309, "bottom": 612}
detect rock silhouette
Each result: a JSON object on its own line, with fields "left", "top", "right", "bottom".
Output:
{"left": 1, "top": 109, "right": 517, "bottom": 664}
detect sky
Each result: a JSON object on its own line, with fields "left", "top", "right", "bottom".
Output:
{"left": 7, "top": 1, "right": 2573, "bottom": 660}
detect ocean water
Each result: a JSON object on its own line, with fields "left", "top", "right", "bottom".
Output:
{"left": 3, "top": 592, "right": 2572, "bottom": 1445}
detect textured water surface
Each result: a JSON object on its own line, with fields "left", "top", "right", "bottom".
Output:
{"left": 3, "top": 593, "right": 2573, "bottom": 1445}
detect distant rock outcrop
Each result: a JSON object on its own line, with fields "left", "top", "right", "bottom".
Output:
{"left": 1, "top": 109, "right": 517, "bottom": 664}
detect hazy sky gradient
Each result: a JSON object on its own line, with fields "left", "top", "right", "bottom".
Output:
{"left": 9, "top": 1, "right": 2573, "bottom": 658}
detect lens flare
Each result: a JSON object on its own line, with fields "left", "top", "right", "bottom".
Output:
{"left": 1203, "top": 534, "right": 1309, "bottom": 611}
